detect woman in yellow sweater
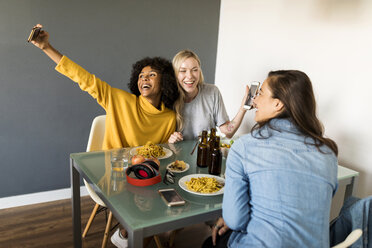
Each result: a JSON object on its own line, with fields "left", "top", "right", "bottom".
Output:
{"left": 30, "top": 24, "right": 179, "bottom": 248}
{"left": 30, "top": 24, "right": 179, "bottom": 149}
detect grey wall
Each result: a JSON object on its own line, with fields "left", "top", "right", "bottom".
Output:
{"left": 0, "top": 0, "right": 220, "bottom": 198}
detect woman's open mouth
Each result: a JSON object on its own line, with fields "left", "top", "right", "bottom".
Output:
{"left": 183, "top": 81, "right": 194, "bottom": 86}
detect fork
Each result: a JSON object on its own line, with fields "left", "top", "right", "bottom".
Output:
{"left": 190, "top": 140, "right": 199, "bottom": 155}
{"left": 190, "top": 136, "right": 201, "bottom": 155}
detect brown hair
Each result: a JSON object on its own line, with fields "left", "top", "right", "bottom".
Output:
{"left": 253, "top": 70, "right": 338, "bottom": 155}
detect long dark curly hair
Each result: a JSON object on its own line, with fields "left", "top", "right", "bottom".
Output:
{"left": 128, "top": 57, "right": 179, "bottom": 110}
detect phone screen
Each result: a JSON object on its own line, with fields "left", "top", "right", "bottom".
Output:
{"left": 159, "top": 189, "right": 185, "bottom": 206}
{"left": 244, "top": 83, "right": 260, "bottom": 109}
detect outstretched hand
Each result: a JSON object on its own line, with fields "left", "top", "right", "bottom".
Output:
{"left": 28, "top": 24, "right": 62, "bottom": 64}
{"left": 30, "top": 24, "right": 50, "bottom": 50}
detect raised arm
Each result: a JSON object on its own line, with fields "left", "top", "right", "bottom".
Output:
{"left": 219, "top": 85, "right": 249, "bottom": 138}
{"left": 30, "top": 24, "right": 62, "bottom": 64}
{"left": 29, "top": 24, "right": 113, "bottom": 109}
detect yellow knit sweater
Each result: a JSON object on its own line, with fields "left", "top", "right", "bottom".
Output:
{"left": 55, "top": 56, "right": 176, "bottom": 149}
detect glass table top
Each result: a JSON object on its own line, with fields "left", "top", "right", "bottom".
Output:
{"left": 71, "top": 140, "right": 359, "bottom": 231}
{"left": 71, "top": 140, "right": 224, "bottom": 230}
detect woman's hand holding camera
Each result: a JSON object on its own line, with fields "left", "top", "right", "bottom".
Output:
{"left": 29, "top": 24, "right": 62, "bottom": 64}
{"left": 30, "top": 24, "right": 50, "bottom": 50}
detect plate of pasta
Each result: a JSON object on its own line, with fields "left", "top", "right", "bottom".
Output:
{"left": 178, "top": 174, "right": 225, "bottom": 196}
{"left": 166, "top": 160, "right": 190, "bottom": 173}
{"left": 130, "top": 142, "right": 172, "bottom": 159}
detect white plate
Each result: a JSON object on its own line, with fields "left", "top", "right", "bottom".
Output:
{"left": 178, "top": 174, "right": 225, "bottom": 196}
{"left": 166, "top": 161, "right": 190, "bottom": 173}
{"left": 130, "top": 147, "right": 172, "bottom": 159}
{"left": 220, "top": 137, "right": 235, "bottom": 147}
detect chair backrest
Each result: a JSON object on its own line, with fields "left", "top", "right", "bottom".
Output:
{"left": 86, "top": 115, "right": 106, "bottom": 152}
{"left": 84, "top": 115, "right": 106, "bottom": 207}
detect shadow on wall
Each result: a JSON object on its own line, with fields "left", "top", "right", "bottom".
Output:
{"left": 337, "top": 132, "right": 367, "bottom": 198}
{"left": 281, "top": 0, "right": 367, "bottom": 22}
{"left": 319, "top": 94, "right": 370, "bottom": 198}
{"left": 314, "top": 0, "right": 366, "bottom": 21}
{"left": 236, "top": 111, "right": 257, "bottom": 137}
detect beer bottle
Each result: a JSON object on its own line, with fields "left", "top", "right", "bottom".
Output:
{"left": 208, "top": 128, "right": 216, "bottom": 148}
{"left": 209, "top": 136, "right": 222, "bottom": 175}
{"left": 197, "top": 130, "right": 209, "bottom": 167}
{"left": 214, "top": 136, "right": 221, "bottom": 150}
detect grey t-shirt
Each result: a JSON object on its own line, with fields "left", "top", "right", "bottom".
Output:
{"left": 182, "top": 83, "right": 229, "bottom": 140}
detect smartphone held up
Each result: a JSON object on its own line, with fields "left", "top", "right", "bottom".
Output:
{"left": 27, "top": 27, "right": 41, "bottom": 42}
{"left": 243, "top": 81, "right": 260, "bottom": 110}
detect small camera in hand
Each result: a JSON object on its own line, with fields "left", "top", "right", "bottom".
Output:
{"left": 27, "top": 27, "right": 41, "bottom": 42}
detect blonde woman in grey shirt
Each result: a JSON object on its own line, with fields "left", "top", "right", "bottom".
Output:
{"left": 168, "top": 50, "right": 249, "bottom": 143}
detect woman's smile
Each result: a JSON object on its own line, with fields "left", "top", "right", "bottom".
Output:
{"left": 177, "top": 57, "right": 200, "bottom": 95}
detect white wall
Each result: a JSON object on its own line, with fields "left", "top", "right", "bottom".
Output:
{"left": 216, "top": 0, "right": 372, "bottom": 197}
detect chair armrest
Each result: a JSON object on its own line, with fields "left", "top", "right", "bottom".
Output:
{"left": 331, "top": 229, "right": 362, "bottom": 248}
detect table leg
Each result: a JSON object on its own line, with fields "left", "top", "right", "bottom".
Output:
{"left": 128, "top": 229, "right": 143, "bottom": 248}
{"left": 344, "top": 175, "right": 359, "bottom": 202}
{"left": 71, "top": 158, "right": 82, "bottom": 248}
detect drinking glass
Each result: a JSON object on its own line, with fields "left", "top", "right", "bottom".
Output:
{"left": 110, "top": 149, "right": 129, "bottom": 172}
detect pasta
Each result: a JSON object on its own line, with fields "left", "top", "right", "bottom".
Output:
{"left": 169, "top": 160, "right": 186, "bottom": 171}
{"left": 185, "top": 177, "right": 223, "bottom": 194}
{"left": 136, "top": 141, "right": 165, "bottom": 158}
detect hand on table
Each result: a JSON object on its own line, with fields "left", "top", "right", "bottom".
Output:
{"left": 168, "top": 132, "right": 183, "bottom": 143}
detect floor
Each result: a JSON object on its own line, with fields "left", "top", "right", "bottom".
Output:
{"left": 0, "top": 196, "right": 212, "bottom": 248}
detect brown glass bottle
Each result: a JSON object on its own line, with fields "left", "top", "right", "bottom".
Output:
{"left": 214, "top": 136, "right": 220, "bottom": 149}
{"left": 209, "top": 145, "right": 222, "bottom": 175}
{"left": 197, "top": 130, "right": 209, "bottom": 167}
{"left": 207, "top": 135, "right": 220, "bottom": 168}
{"left": 208, "top": 128, "right": 216, "bottom": 148}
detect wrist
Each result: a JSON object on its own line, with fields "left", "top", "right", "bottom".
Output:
{"left": 41, "top": 42, "right": 51, "bottom": 51}
{"left": 240, "top": 107, "right": 247, "bottom": 113}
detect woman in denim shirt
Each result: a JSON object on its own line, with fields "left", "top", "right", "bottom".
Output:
{"left": 204, "top": 70, "right": 338, "bottom": 248}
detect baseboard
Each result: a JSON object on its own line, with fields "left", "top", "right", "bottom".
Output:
{"left": 0, "top": 187, "right": 89, "bottom": 210}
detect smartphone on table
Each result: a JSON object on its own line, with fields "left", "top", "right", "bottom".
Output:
{"left": 158, "top": 188, "right": 185, "bottom": 206}
{"left": 243, "top": 81, "right": 260, "bottom": 110}
{"left": 27, "top": 27, "right": 41, "bottom": 42}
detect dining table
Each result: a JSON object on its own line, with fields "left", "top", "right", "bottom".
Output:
{"left": 70, "top": 140, "right": 359, "bottom": 248}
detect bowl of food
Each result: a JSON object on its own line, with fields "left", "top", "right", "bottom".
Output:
{"left": 130, "top": 142, "right": 173, "bottom": 159}
{"left": 220, "top": 138, "right": 234, "bottom": 158}
{"left": 166, "top": 160, "right": 189, "bottom": 173}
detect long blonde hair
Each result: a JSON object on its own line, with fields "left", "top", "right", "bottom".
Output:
{"left": 172, "top": 50, "right": 205, "bottom": 131}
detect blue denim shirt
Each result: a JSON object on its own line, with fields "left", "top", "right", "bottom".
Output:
{"left": 223, "top": 119, "right": 338, "bottom": 248}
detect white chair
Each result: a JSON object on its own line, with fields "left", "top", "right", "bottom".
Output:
{"left": 82, "top": 115, "right": 113, "bottom": 248}
{"left": 331, "top": 229, "right": 363, "bottom": 248}
{"left": 82, "top": 115, "right": 163, "bottom": 248}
